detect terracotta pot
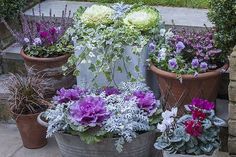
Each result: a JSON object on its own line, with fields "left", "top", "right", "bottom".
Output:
{"left": 12, "top": 112, "right": 47, "bottom": 149}
{"left": 20, "top": 50, "right": 76, "bottom": 97}
{"left": 150, "top": 64, "right": 228, "bottom": 114}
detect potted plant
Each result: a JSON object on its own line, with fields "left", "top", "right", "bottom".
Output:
{"left": 148, "top": 28, "right": 228, "bottom": 113}
{"left": 2, "top": 6, "right": 75, "bottom": 96}
{"left": 154, "top": 98, "right": 226, "bottom": 157}
{"left": 64, "top": 3, "right": 160, "bottom": 87}
{"left": 6, "top": 73, "right": 50, "bottom": 149}
{"left": 38, "top": 81, "right": 162, "bottom": 157}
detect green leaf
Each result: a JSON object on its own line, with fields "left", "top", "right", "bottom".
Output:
{"left": 117, "top": 66, "right": 123, "bottom": 73}
{"left": 135, "top": 65, "right": 140, "bottom": 72}
{"left": 79, "top": 132, "right": 102, "bottom": 144}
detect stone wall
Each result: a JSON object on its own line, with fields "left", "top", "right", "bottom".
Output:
{"left": 229, "top": 46, "right": 236, "bottom": 156}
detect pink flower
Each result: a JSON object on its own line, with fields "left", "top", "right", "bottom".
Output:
{"left": 190, "top": 98, "right": 215, "bottom": 110}
{"left": 185, "top": 120, "right": 203, "bottom": 137}
{"left": 192, "top": 109, "right": 206, "bottom": 121}
{"left": 40, "top": 31, "right": 49, "bottom": 39}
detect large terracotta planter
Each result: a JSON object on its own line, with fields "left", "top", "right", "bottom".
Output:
{"left": 150, "top": 64, "right": 228, "bottom": 114}
{"left": 12, "top": 112, "right": 47, "bottom": 149}
{"left": 20, "top": 50, "right": 76, "bottom": 97}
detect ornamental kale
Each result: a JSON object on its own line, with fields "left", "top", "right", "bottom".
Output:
{"left": 44, "top": 81, "right": 161, "bottom": 152}
{"left": 149, "top": 28, "right": 224, "bottom": 75}
{"left": 64, "top": 4, "right": 160, "bottom": 85}
{"left": 2, "top": 5, "right": 73, "bottom": 57}
{"left": 154, "top": 98, "right": 225, "bottom": 155}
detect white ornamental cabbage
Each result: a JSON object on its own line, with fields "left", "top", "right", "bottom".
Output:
{"left": 80, "top": 5, "right": 115, "bottom": 26}
{"left": 123, "top": 7, "right": 160, "bottom": 31}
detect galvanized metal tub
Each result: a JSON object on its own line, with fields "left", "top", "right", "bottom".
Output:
{"left": 55, "top": 131, "right": 160, "bottom": 157}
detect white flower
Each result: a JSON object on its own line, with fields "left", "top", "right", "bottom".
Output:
{"left": 160, "top": 29, "right": 166, "bottom": 36}
{"left": 162, "top": 117, "right": 174, "bottom": 126}
{"left": 123, "top": 7, "right": 160, "bottom": 31}
{"left": 56, "top": 26, "right": 61, "bottom": 33}
{"left": 165, "top": 29, "right": 174, "bottom": 40}
{"left": 81, "top": 5, "right": 115, "bottom": 26}
{"left": 89, "top": 52, "right": 95, "bottom": 58}
{"left": 33, "top": 38, "right": 42, "bottom": 45}
{"left": 161, "top": 107, "right": 178, "bottom": 119}
{"left": 157, "top": 123, "right": 167, "bottom": 132}
{"left": 159, "top": 47, "right": 167, "bottom": 54}
{"left": 158, "top": 48, "right": 167, "bottom": 61}
{"left": 24, "top": 37, "right": 30, "bottom": 43}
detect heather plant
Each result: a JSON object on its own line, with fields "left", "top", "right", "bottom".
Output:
{"left": 148, "top": 28, "right": 225, "bottom": 76}
{"left": 64, "top": 3, "right": 160, "bottom": 84}
{"left": 2, "top": 5, "right": 74, "bottom": 58}
{"left": 44, "top": 81, "right": 162, "bottom": 152}
{"left": 208, "top": 0, "right": 236, "bottom": 56}
{"left": 154, "top": 98, "right": 225, "bottom": 155}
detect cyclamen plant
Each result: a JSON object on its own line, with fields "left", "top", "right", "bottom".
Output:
{"left": 44, "top": 81, "right": 162, "bottom": 152}
{"left": 154, "top": 98, "right": 225, "bottom": 155}
{"left": 64, "top": 3, "right": 160, "bottom": 84}
{"left": 2, "top": 5, "right": 73, "bottom": 58}
{"left": 149, "top": 28, "right": 224, "bottom": 75}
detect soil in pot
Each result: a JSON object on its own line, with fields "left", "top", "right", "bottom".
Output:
{"left": 150, "top": 64, "right": 228, "bottom": 114}
{"left": 12, "top": 112, "right": 47, "bottom": 149}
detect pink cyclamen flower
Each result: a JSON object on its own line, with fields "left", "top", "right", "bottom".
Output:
{"left": 69, "top": 96, "right": 110, "bottom": 127}
{"left": 190, "top": 98, "right": 215, "bottom": 111}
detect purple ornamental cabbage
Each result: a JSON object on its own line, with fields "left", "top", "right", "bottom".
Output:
{"left": 133, "top": 91, "right": 158, "bottom": 115}
{"left": 53, "top": 87, "right": 87, "bottom": 103}
{"left": 103, "top": 87, "right": 121, "bottom": 96}
{"left": 189, "top": 98, "right": 215, "bottom": 111}
{"left": 69, "top": 96, "right": 110, "bottom": 127}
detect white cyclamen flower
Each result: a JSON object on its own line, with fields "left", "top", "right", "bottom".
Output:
{"left": 157, "top": 123, "right": 167, "bottom": 132}
{"left": 123, "top": 7, "right": 160, "bottom": 31}
{"left": 161, "top": 107, "right": 178, "bottom": 119}
{"left": 162, "top": 117, "right": 174, "bottom": 126}
{"left": 81, "top": 5, "right": 115, "bottom": 26}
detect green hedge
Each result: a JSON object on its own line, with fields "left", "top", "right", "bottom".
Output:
{"left": 208, "top": 0, "right": 236, "bottom": 55}
{"left": 0, "top": 0, "right": 27, "bottom": 19}
{"left": 81, "top": 0, "right": 208, "bottom": 8}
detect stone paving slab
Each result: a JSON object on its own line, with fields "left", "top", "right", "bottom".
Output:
{"left": 0, "top": 123, "right": 61, "bottom": 157}
{"left": 25, "top": 0, "right": 213, "bottom": 28}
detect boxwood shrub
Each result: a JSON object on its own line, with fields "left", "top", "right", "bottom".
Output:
{"left": 0, "top": 0, "right": 26, "bottom": 19}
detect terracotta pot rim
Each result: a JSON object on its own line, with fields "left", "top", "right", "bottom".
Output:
{"left": 150, "top": 64, "right": 229, "bottom": 80}
{"left": 11, "top": 110, "right": 41, "bottom": 117}
{"left": 20, "top": 49, "right": 70, "bottom": 62}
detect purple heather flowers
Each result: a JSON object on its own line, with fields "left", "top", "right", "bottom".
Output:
{"left": 69, "top": 96, "right": 110, "bottom": 127}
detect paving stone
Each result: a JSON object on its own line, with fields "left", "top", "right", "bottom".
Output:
{"left": 24, "top": 1, "right": 213, "bottom": 28}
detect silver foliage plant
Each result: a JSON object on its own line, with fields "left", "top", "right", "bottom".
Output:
{"left": 44, "top": 82, "right": 161, "bottom": 152}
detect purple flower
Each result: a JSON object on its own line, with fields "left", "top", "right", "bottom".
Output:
{"left": 49, "top": 27, "right": 57, "bottom": 35}
{"left": 53, "top": 87, "right": 87, "bottom": 103}
{"left": 133, "top": 91, "right": 158, "bottom": 115}
{"left": 168, "top": 58, "right": 178, "bottom": 70}
{"left": 200, "top": 62, "right": 208, "bottom": 72}
{"left": 191, "top": 58, "right": 199, "bottom": 68}
{"left": 69, "top": 96, "right": 110, "bottom": 127}
{"left": 176, "top": 41, "right": 185, "bottom": 53}
{"left": 33, "top": 38, "right": 42, "bottom": 45}
{"left": 103, "top": 87, "right": 121, "bottom": 96}
{"left": 189, "top": 98, "right": 215, "bottom": 111}
{"left": 40, "top": 31, "right": 49, "bottom": 39}
{"left": 149, "top": 42, "right": 156, "bottom": 52}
